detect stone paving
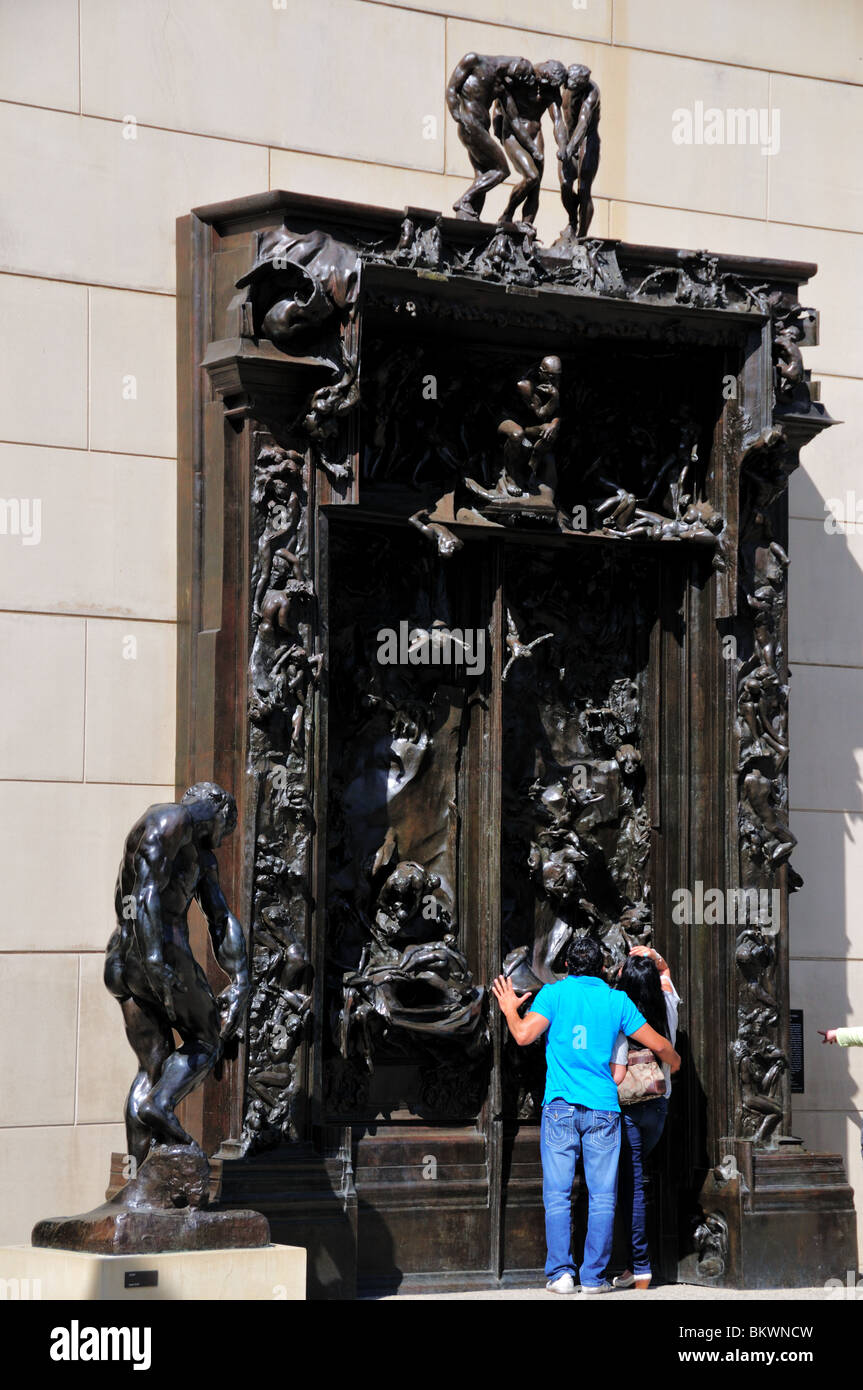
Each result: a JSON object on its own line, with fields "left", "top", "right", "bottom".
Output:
{"left": 376, "top": 1282, "right": 843, "bottom": 1301}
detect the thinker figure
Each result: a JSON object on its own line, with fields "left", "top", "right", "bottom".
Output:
{"left": 105, "top": 783, "right": 250, "bottom": 1166}
{"left": 465, "top": 356, "right": 562, "bottom": 504}
{"left": 499, "top": 354, "right": 563, "bottom": 496}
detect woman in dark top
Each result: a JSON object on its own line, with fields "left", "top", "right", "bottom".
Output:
{"left": 613, "top": 945, "right": 680, "bottom": 1289}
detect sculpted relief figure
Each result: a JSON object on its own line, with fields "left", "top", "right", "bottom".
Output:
{"left": 105, "top": 783, "right": 250, "bottom": 1166}
{"left": 237, "top": 225, "right": 360, "bottom": 353}
{"left": 236, "top": 226, "right": 361, "bottom": 480}
{"left": 774, "top": 318, "right": 807, "bottom": 402}
{"left": 252, "top": 446, "right": 304, "bottom": 615}
{"left": 732, "top": 1026, "right": 786, "bottom": 1147}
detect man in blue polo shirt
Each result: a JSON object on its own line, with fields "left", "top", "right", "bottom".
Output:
{"left": 492, "top": 935, "right": 680, "bottom": 1294}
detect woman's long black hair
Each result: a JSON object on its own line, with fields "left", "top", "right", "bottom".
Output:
{"left": 616, "top": 955, "right": 669, "bottom": 1040}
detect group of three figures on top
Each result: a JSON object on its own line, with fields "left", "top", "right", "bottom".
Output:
{"left": 447, "top": 53, "right": 600, "bottom": 240}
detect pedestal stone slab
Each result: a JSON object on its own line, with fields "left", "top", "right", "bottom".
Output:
{"left": 32, "top": 1142, "right": 269, "bottom": 1255}
{"left": 0, "top": 1244, "right": 305, "bottom": 1301}
{"left": 32, "top": 1205, "right": 269, "bottom": 1256}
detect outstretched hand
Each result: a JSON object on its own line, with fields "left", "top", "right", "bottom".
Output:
{"left": 818, "top": 1029, "right": 838, "bottom": 1045}
{"left": 492, "top": 974, "right": 531, "bottom": 1018}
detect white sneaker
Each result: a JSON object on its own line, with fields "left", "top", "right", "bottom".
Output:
{"left": 580, "top": 1280, "right": 613, "bottom": 1294}
{"left": 546, "top": 1273, "right": 577, "bottom": 1294}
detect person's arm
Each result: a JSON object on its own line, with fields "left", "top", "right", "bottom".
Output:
{"left": 610, "top": 1028, "right": 629, "bottom": 1086}
{"left": 630, "top": 1021, "right": 681, "bottom": 1074}
{"left": 196, "top": 851, "right": 251, "bottom": 1041}
{"left": 630, "top": 943, "right": 671, "bottom": 983}
{"left": 820, "top": 1027, "right": 863, "bottom": 1046}
{"left": 492, "top": 975, "right": 550, "bottom": 1046}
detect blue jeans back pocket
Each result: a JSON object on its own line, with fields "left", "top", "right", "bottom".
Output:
{"left": 543, "top": 1106, "right": 571, "bottom": 1148}
{"left": 590, "top": 1110, "right": 620, "bottom": 1150}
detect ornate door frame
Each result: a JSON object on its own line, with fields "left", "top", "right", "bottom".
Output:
{"left": 176, "top": 190, "right": 854, "bottom": 1294}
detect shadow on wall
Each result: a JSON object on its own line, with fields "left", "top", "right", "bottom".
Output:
{"left": 787, "top": 456, "right": 863, "bottom": 1242}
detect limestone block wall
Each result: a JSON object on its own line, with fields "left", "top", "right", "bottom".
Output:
{"left": 1, "top": 0, "right": 862, "bottom": 1261}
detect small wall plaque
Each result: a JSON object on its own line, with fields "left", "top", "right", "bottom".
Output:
{"left": 790, "top": 1008, "right": 805, "bottom": 1093}
{"left": 125, "top": 1270, "right": 158, "bottom": 1289}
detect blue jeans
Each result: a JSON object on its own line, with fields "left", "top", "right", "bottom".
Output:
{"left": 540, "top": 1100, "right": 621, "bottom": 1286}
{"left": 618, "top": 1097, "right": 668, "bottom": 1277}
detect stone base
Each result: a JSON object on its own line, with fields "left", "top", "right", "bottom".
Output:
{"left": 680, "top": 1138, "right": 858, "bottom": 1289}
{"left": 32, "top": 1204, "right": 270, "bottom": 1256}
{"left": 32, "top": 1141, "right": 270, "bottom": 1255}
{"left": 0, "top": 1243, "right": 305, "bottom": 1300}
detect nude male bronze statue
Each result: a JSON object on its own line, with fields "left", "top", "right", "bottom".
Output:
{"left": 105, "top": 782, "right": 251, "bottom": 1166}
{"left": 446, "top": 52, "right": 526, "bottom": 220}
{"left": 446, "top": 51, "right": 602, "bottom": 237}
{"left": 557, "top": 63, "right": 601, "bottom": 240}
{"left": 496, "top": 60, "right": 567, "bottom": 228}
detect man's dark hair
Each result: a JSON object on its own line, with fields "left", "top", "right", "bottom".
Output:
{"left": 564, "top": 935, "right": 603, "bottom": 978}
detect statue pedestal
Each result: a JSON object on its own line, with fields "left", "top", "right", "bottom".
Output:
{"left": 678, "top": 1138, "right": 857, "bottom": 1290}
{"left": 31, "top": 1204, "right": 270, "bottom": 1255}
{"left": 0, "top": 1243, "right": 305, "bottom": 1301}
{"left": 30, "top": 1142, "right": 270, "bottom": 1256}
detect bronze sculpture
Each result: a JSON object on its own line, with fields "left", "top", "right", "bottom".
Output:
{"left": 465, "top": 354, "right": 563, "bottom": 508}
{"left": 175, "top": 114, "right": 849, "bottom": 1286}
{"left": 32, "top": 783, "right": 268, "bottom": 1253}
{"left": 447, "top": 51, "right": 600, "bottom": 236}
{"left": 446, "top": 53, "right": 525, "bottom": 221}
{"left": 556, "top": 63, "right": 601, "bottom": 240}
{"left": 496, "top": 60, "right": 567, "bottom": 229}
{"left": 104, "top": 782, "right": 250, "bottom": 1165}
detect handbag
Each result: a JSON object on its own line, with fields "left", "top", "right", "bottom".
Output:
{"left": 617, "top": 1044, "right": 666, "bottom": 1106}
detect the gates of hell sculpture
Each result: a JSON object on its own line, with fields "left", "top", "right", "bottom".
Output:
{"left": 175, "top": 83, "right": 855, "bottom": 1292}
